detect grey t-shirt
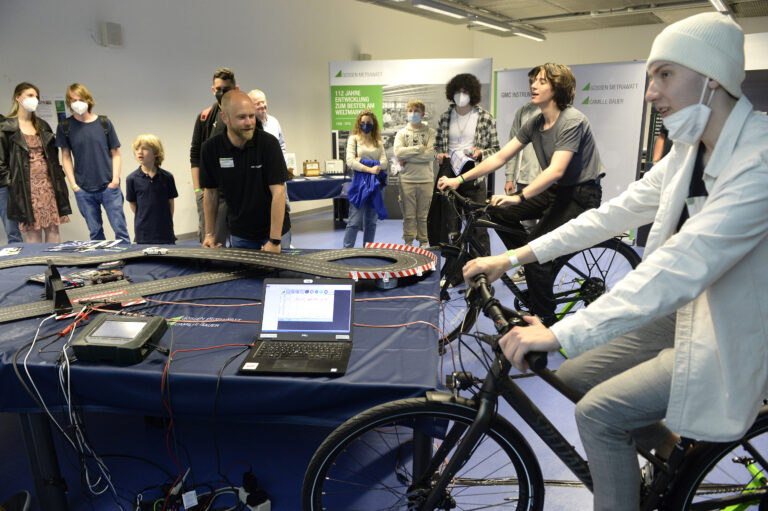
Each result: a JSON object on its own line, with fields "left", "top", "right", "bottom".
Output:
{"left": 516, "top": 106, "right": 605, "bottom": 186}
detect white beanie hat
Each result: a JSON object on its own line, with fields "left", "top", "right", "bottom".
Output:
{"left": 647, "top": 12, "right": 745, "bottom": 98}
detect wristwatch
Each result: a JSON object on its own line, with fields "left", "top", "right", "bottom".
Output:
{"left": 268, "top": 238, "right": 282, "bottom": 245}
{"left": 512, "top": 190, "right": 526, "bottom": 202}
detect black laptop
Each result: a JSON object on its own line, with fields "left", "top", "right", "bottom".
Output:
{"left": 238, "top": 278, "right": 355, "bottom": 376}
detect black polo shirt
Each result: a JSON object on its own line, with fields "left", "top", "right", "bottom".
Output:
{"left": 125, "top": 167, "right": 178, "bottom": 244}
{"left": 199, "top": 130, "right": 290, "bottom": 240}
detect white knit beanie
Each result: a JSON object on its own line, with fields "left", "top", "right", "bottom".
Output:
{"left": 647, "top": 12, "right": 745, "bottom": 98}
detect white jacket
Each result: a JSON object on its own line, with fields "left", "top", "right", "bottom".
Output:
{"left": 530, "top": 96, "right": 768, "bottom": 441}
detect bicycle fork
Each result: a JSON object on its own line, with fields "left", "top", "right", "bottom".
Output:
{"left": 410, "top": 382, "right": 499, "bottom": 510}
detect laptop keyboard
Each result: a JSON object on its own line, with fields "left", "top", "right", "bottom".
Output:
{"left": 256, "top": 341, "right": 345, "bottom": 360}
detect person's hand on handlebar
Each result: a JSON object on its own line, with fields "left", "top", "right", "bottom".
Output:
{"left": 498, "top": 316, "right": 560, "bottom": 372}
{"left": 490, "top": 194, "right": 522, "bottom": 207}
{"left": 462, "top": 254, "right": 511, "bottom": 286}
{"left": 437, "top": 176, "right": 461, "bottom": 192}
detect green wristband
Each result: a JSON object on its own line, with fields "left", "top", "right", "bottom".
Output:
{"left": 506, "top": 249, "right": 520, "bottom": 268}
{"left": 458, "top": 175, "right": 465, "bottom": 184}
{"left": 194, "top": 188, "right": 203, "bottom": 193}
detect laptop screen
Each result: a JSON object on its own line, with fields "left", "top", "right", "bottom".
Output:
{"left": 259, "top": 279, "right": 354, "bottom": 341}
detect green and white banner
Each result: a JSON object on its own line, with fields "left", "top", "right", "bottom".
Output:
{"left": 329, "top": 58, "right": 492, "bottom": 131}
{"left": 495, "top": 61, "right": 648, "bottom": 201}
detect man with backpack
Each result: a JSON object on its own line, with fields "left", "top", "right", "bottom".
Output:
{"left": 190, "top": 68, "right": 240, "bottom": 246}
{"left": 56, "top": 83, "right": 129, "bottom": 242}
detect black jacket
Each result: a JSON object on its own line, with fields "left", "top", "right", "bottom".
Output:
{"left": 0, "top": 117, "right": 72, "bottom": 223}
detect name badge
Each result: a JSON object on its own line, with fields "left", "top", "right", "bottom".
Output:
{"left": 219, "top": 157, "right": 234, "bottom": 168}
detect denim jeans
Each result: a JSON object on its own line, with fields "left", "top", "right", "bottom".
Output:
{"left": 73, "top": 186, "right": 130, "bottom": 242}
{"left": 230, "top": 235, "right": 268, "bottom": 250}
{"left": 343, "top": 202, "right": 377, "bottom": 248}
{"left": 0, "top": 186, "right": 22, "bottom": 243}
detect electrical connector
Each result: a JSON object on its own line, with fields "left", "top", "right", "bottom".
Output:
{"left": 239, "top": 471, "right": 271, "bottom": 511}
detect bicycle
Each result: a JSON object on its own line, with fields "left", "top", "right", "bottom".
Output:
{"left": 302, "top": 275, "right": 768, "bottom": 510}
{"left": 438, "top": 188, "right": 641, "bottom": 343}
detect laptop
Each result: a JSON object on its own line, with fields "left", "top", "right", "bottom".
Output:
{"left": 238, "top": 278, "right": 355, "bottom": 376}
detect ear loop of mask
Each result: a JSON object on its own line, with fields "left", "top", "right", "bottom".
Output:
{"left": 699, "top": 77, "right": 715, "bottom": 106}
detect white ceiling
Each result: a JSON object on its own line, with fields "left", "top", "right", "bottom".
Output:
{"left": 357, "top": 0, "right": 768, "bottom": 38}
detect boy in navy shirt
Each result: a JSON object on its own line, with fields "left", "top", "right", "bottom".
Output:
{"left": 126, "top": 134, "right": 177, "bottom": 244}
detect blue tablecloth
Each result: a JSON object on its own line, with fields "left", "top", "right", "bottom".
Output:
{"left": 286, "top": 175, "right": 350, "bottom": 201}
{"left": 0, "top": 244, "right": 440, "bottom": 426}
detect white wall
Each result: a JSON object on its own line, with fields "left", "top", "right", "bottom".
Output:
{"left": 0, "top": 0, "right": 474, "bottom": 242}
{"left": 2, "top": 0, "right": 766, "bottom": 244}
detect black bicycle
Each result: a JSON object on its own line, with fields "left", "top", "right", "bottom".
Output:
{"left": 302, "top": 275, "right": 768, "bottom": 510}
{"left": 438, "top": 188, "right": 642, "bottom": 343}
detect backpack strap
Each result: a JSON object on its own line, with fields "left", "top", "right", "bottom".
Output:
{"left": 62, "top": 115, "right": 111, "bottom": 150}
{"left": 200, "top": 106, "right": 213, "bottom": 121}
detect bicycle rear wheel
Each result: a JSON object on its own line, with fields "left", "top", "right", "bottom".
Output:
{"left": 664, "top": 408, "right": 768, "bottom": 510}
{"left": 551, "top": 239, "right": 640, "bottom": 320}
{"left": 302, "top": 397, "right": 544, "bottom": 510}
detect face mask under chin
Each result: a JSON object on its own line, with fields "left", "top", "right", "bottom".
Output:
{"left": 661, "top": 77, "right": 714, "bottom": 146}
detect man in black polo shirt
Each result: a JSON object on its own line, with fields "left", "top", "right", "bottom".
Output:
{"left": 199, "top": 91, "right": 289, "bottom": 252}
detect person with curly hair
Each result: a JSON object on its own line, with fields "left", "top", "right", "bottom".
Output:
{"left": 439, "top": 63, "right": 605, "bottom": 325}
{"left": 429, "top": 73, "right": 500, "bottom": 255}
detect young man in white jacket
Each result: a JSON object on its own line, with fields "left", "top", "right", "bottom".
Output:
{"left": 463, "top": 12, "right": 768, "bottom": 510}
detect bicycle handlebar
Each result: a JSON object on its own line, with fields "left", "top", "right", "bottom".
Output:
{"left": 470, "top": 274, "right": 549, "bottom": 371}
{"left": 441, "top": 187, "right": 489, "bottom": 212}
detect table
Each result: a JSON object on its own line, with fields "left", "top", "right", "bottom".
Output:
{"left": 0, "top": 244, "right": 440, "bottom": 509}
{"left": 285, "top": 175, "right": 349, "bottom": 202}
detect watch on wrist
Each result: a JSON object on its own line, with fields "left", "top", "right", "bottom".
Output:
{"left": 269, "top": 238, "right": 282, "bottom": 245}
{"left": 513, "top": 190, "right": 526, "bottom": 202}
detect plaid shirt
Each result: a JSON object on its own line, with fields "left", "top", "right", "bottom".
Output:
{"left": 435, "top": 105, "right": 500, "bottom": 161}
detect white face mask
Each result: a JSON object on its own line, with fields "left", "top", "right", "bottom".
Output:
{"left": 662, "top": 78, "right": 714, "bottom": 146}
{"left": 70, "top": 100, "right": 89, "bottom": 115}
{"left": 21, "top": 97, "right": 39, "bottom": 113}
{"left": 453, "top": 92, "right": 470, "bottom": 108}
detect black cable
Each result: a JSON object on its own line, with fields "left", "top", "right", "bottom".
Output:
{"left": 212, "top": 346, "right": 251, "bottom": 492}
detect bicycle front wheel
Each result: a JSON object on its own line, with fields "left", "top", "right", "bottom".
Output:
{"left": 302, "top": 397, "right": 544, "bottom": 510}
{"left": 664, "top": 408, "right": 768, "bottom": 510}
{"left": 552, "top": 239, "right": 640, "bottom": 320}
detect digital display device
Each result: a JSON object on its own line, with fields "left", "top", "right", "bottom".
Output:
{"left": 71, "top": 314, "right": 167, "bottom": 364}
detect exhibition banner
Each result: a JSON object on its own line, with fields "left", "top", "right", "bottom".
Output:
{"left": 328, "top": 58, "right": 493, "bottom": 216}
{"left": 329, "top": 58, "right": 492, "bottom": 131}
{"left": 495, "top": 61, "right": 648, "bottom": 201}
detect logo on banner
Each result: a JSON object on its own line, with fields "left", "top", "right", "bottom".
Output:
{"left": 580, "top": 81, "right": 639, "bottom": 105}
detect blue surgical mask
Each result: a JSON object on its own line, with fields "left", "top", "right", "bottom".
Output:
{"left": 407, "top": 112, "right": 422, "bottom": 124}
{"left": 360, "top": 122, "right": 374, "bottom": 134}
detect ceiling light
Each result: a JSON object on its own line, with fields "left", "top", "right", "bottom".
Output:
{"left": 709, "top": 0, "right": 729, "bottom": 11}
{"left": 472, "top": 18, "right": 511, "bottom": 32}
{"left": 512, "top": 26, "right": 546, "bottom": 42}
{"left": 412, "top": 0, "right": 466, "bottom": 19}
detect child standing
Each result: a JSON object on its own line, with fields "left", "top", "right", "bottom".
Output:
{"left": 126, "top": 134, "right": 177, "bottom": 244}
{"left": 393, "top": 100, "right": 436, "bottom": 246}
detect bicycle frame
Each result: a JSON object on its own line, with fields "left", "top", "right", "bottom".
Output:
{"left": 440, "top": 191, "right": 611, "bottom": 315}
{"left": 415, "top": 277, "right": 768, "bottom": 511}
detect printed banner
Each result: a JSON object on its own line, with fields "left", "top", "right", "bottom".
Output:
{"left": 495, "top": 61, "right": 648, "bottom": 202}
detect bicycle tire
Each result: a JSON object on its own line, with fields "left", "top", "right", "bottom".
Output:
{"left": 664, "top": 408, "right": 768, "bottom": 510}
{"left": 302, "top": 397, "right": 545, "bottom": 510}
{"left": 551, "top": 239, "right": 640, "bottom": 320}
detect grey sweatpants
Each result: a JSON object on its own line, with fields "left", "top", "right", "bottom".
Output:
{"left": 557, "top": 313, "right": 676, "bottom": 511}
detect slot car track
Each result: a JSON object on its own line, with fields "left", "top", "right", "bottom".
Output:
{"left": 0, "top": 245, "right": 437, "bottom": 323}
{"left": 0, "top": 269, "right": 259, "bottom": 324}
{"left": 0, "top": 245, "right": 436, "bottom": 279}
